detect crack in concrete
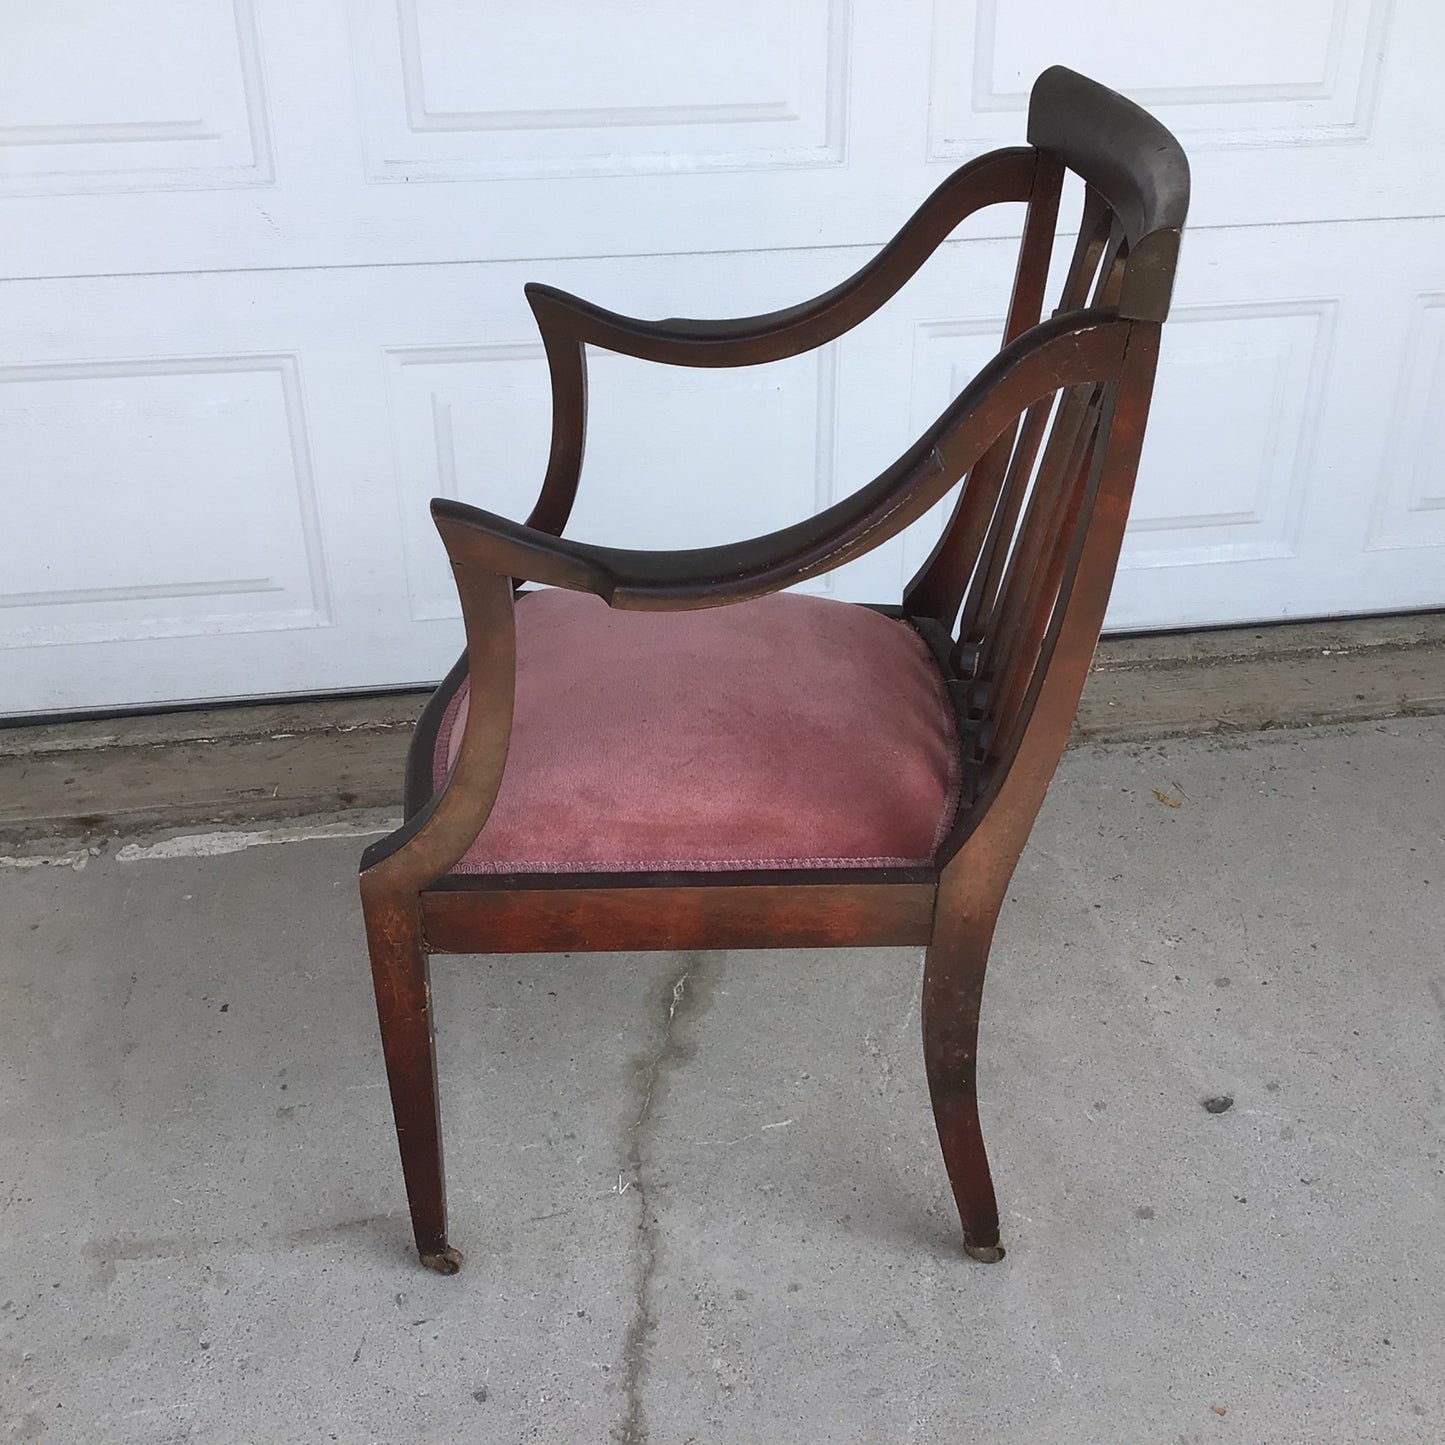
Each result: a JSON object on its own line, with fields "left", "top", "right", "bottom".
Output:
{"left": 118, "top": 968, "right": 139, "bottom": 1062}
{"left": 613, "top": 956, "right": 701, "bottom": 1445}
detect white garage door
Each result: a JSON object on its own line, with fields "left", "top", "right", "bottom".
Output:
{"left": 4, "top": 1, "right": 1444, "bottom": 715}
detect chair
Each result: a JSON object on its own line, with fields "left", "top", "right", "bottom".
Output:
{"left": 359, "top": 66, "right": 1190, "bottom": 1274}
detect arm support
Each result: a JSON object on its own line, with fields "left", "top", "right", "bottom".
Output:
{"left": 437, "top": 311, "right": 1130, "bottom": 610}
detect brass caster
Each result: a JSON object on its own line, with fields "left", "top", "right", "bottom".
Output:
{"left": 419, "top": 1245, "right": 464, "bottom": 1275}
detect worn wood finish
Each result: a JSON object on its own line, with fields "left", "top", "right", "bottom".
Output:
{"left": 422, "top": 879, "right": 937, "bottom": 955}
{"left": 526, "top": 148, "right": 1036, "bottom": 367}
{"left": 1027, "top": 64, "right": 1189, "bottom": 322}
{"left": 431, "top": 315, "right": 1127, "bottom": 611}
{"left": 520, "top": 146, "right": 1034, "bottom": 546}
{"left": 921, "top": 888, "right": 1006, "bottom": 1260}
{"left": 1058, "top": 187, "right": 1115, "bottom": 314}
{"left": 975, "top": 386, "right": 1106, "bottom": 696}
{"left": 904, "top": 149, "right": 1064, "bottom": 628}
{"left": 358, "top": 67, "right": 1190, "bottom": 1273}
{"left": 402, "top": 648, "right": 467, "bottom": 818}
{"left": 360, "top": 888, "right": 458, "bottom": 1273}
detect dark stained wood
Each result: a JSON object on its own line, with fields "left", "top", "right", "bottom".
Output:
{"left": 944, "top": 326, "right": 1162, "bottom": 863}
{"left": 422, "top": 880, "right": 937, "bottom": 955}
{"left": 904, "top": 149, "right": 1065, "bottom": 627}
{"left": 973, "top": 383, "right": 1103, "bottom": 689}
{"left": 1028, "top": 64, "right": 1190, "bottom": 321}
{"left": 402, "top": 649, "right": 467, "bottom": 818}
{"left": 431, "top": 314, "right": 1130, "bottom": 610}
{"left": 522, "top": 147, "right": 1036, "bottom": 370}
{"left": 359, "top": 565, "right": 517, "bottom": 881}
{"left": 984, "top": 402, "right": 1107, "bottom": 762}
{"left": 520, "top": 328, "right": 587, "bottom": 546}
{"left": 1057, "top": 186, "right": 1114, "bottom": 315}
{"left": 952, "top": 394, "right": 1057, "bottom": 654}
{"left": 921, "top": 889, "right": 1005, "bottom": 1260}
{"left": 359, "top": 880, "right": 459, "bottom": 1274}
{"left": 1091, "top": 219, "right": 1130, "bottom": 310}
{"left": 1003, "top": 150, "right": 1066, "bottom": 345}
{"left": 358, "top": 66, "right": 1190, "bottom": 1274}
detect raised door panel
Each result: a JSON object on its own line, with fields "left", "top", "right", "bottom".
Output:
{"left": 6, "top": 0, "right": 1444, "bottom": 280}
{"left": 0, "top": 246, "right": 860, "bottom": 712}
{"left": 0, "top": 356, "right": 328, "bottom": 659}
{"left": 1368, "top": 296, "right": 1445, "bottom": 553}
{"left": 1121, "top": 303, "right": 1334, "bottom": 573}
{"left": 6, "top": 218, "right": 1445, "bottom": 712}
{"left": 0, "top": 0, "right": 273, "bottom": 196}
{"left": 384, "top": 340, "right": 842, "bottom": 621}
{"left": 0, "top": 0, "right": 887, "bottom": 279}
{"left": 926, "top": 0, "right": 1445, "bottom": 228}
{"left": 349, "top": 0, "right": 847, "bottom": 181}
{"left": 844, "top": 217, "right": 1445, "bottom": 632}
{"left": 1108, "top": 217, "right": 1445, "bottom": 628}
{"left": 4, "top": 3, "right": 1444, "bottom": 712}
{"left": 933, "top": 0, "right": 1387, "bottom": 152}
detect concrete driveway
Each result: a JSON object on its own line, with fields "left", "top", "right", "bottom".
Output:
{"left": 2, "top": 716, "right": 1442, "bottom": 1444}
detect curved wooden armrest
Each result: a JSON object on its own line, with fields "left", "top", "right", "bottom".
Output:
{"left": 523, "top": 146, "right": 1040, "bottom": 545}
{"left": 525, "top": 147, "right": 1036, "bottom": 370}
{"left": 436, "top": 308, "right": 1130, "bottom": 611}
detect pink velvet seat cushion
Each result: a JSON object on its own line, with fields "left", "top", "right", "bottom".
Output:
{"left": 434, "top": 589, "right": 961, "bottom": 874}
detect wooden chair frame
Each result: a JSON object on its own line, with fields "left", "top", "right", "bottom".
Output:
{"left": 359, "top": 66, "right": 1190, "bottom": 1273}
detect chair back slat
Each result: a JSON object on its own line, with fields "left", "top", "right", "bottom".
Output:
{"left": 909, "top": 174, "right": 1135, "bottom": 638}
{"left": 975, "top": 389, "right": 1109, "bottom": 768}
{"left": 908, "top": 102, "right": 1185, "bottom": 813}
{"left": 1003, "top": 151, "right": 1066, "bottom": 344}
{"left": 1090, "top": 218, "right": 1129, "bottom": 310}
{"left": 950, "top": 200, "right": 1112, "bottom": 665}
{"left": 951, "top": 396, "right": 1053, "bottom": 651}
{"left": 1057, "top": 187, "right": 1113, "bottom": 314}
{"left": 984, "top": 388, "right": 1117, "bottom": 777}
{"left": 903, "top": 150, "right": 1063, "bottom": 624}
{"left": 970, "top": 382, "right": 1104, "bottom": 687}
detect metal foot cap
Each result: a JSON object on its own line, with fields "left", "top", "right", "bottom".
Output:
{"left": 964, "top": 1241, "right": 1006, "bottom": 1263}
{"left": 419, "top": 1245, "right": 464, "bottom": 1275}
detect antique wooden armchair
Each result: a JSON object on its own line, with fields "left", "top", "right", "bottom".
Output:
{"left": 360, "top": 66, "right": 1189, "bottom": 1274}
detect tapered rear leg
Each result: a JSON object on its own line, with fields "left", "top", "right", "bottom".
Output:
{"left": 922, "top": 903, "right": 1005, "bottom": 1262}
{"left": 362, "top": 888, "right": 461, "bottom": 1274}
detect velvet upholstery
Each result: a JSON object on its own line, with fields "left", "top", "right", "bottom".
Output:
{"left": 433, "top": 589, "right": 961, "bottom": 874}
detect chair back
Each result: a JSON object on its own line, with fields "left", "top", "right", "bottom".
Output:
{"left": 904, "top": 67, "right": 1189, "bottom": 827}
